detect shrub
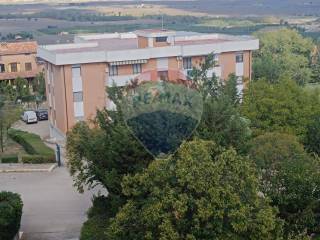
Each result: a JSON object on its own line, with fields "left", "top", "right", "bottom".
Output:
{"left": 80, "top": 216, "right": 107, "bottom": 240}
{"left": 0, "top": 191, "right": 23, "bottom": 240}
{"left": 80, "top": 196, "right": 112, "bottom": 240}
{"left": 0, "top": 154, "right": 18, "bottom": 163}
{"left": 21, "top": 154, "right": 55, "bottom": 164}
{"left": 8, "top": 129, "right": 54, "bottom": 157}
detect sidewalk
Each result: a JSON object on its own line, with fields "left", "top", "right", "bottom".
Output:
{"left": 0, "top": 163, "right": 57, "bottom": 173}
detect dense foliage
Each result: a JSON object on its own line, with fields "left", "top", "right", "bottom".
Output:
{"left": 241, "top": 79, "right": 320, "bottom": 138}
{"left": 107, "top": 140, "right": 282, "bottom": 240}
{"left": 0, "top": 192, "right": 23, "bottom": 240}
{"left": 253, "top": 29, "right": 314, "bottom": 85}
{"left": 249, "top": 132, "right": 320, "bottom": 237}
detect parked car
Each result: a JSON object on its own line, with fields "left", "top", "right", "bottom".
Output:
{"left": 36, "top": 109, "right": 49, "bottom": 121}
{"left": 22, "top": 111, "right": 38, "bottom": 124}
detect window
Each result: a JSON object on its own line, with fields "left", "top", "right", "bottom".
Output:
{"left": 158, "top": 71, "right": 169, "bottom": 81}
{"left": 183, "top": 57, "right": 192, "bottom": 70}
{"left": 72, "top": 65, "right": 81, "bottom": 77}
{"left": 73, "top": 92, "right": 83, "bottom": 102}
{"left": 10, "top": 63, "right": 18, "bottom": 72}
{"left": 155, "top": 36, "right": 167, "bottom": 43}
{"left": 109, "top": 65, "right": 118, "bottom": 76}
{"left": 0, "top": 64, "right": 5, "bottom": 73}
{"left": 25, "top": 62, "right": 32, "bottom": 71}
{"left": 213, "top": 54, "right": 220, "bottom": 66}
{"left": 236, "top": 53, "right": 244, "bottom": 63}
{"left": 132, "top": 64, "right": 142, "bottom": 74}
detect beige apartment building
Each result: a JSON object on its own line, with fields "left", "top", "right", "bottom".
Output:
{"left": 0, "top": 41, "right": 42, "bottom": 82}
{"left": 38, "top": 29, "right": 259, "bottom": 140}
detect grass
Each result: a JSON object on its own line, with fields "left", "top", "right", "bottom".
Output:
{"left": 8, "top": 129, "right": 54, "bottom": 157}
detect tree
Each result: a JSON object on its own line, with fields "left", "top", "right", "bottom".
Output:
{"left": 32, "top": 72, "right": 46, "bottom": 98}
{"left": 15, "top": 77, "right": 30, "bottom": 99}
{"left": 192, "top": 55, "right": 251, "bottom": 152}
{"left": 310, "top": 45, "right": 320, "bottom": 83}
{"left": 253, "top": 29, "right": 314, "bottom": 85}
{"left": 195, "top": 96, "right": 251, "bottom": 152}
{"left": 0, "top": 95, "right": 21, "bottom": 152}
{"left": 249, "top": 132, "right": 320, "bottom": 237}
{"left": 106, "top": 140, "right": 282, "bottom": 240}
{"left": 241, "top": 79, "right": 320, "bottom": 138}
{"left": 304, "top": 114, "right": 320, "bottom": 155}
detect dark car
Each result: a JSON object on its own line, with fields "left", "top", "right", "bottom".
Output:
{"left": 36, "top": 109, "right": 49, "bottom": 121}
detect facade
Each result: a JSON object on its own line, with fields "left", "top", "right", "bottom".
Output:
{"left": 38, "top": 29, "right": 259, "bottom": 140}
{"left": 0, "top": 41, "right": 42, "bottom": 82}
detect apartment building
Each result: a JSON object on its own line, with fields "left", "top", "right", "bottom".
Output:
{"left": 38, "top": 29, "right": 259, "bottom": 140}
{"left": 0, "top": 41, "right": 42, "bottom": 82}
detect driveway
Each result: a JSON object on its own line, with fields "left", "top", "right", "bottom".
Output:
{"left": 0, "top": 167, "right": 103, "bottom": 240}
{"left": 12, "top": 120, "right": 50, "bottom": 139}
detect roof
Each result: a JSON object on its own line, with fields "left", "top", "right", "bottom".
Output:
{"left": 0, "top": 41, "right": 37, "bottom": 56}
{"left": 38, "top": 30, "right": 259, "bottom": 65}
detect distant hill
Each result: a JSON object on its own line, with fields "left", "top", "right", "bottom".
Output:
{"left": 0, "top": 0, "right": 320, "bottom": 16}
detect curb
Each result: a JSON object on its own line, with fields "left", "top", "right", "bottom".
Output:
{"left": 0, "top": 164, "right": 58, "bottom": 173}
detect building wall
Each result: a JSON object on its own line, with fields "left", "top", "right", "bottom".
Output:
{"left": 0, "top": 53, "right": 40, "bottom": 81}
{"left": 138, "top": 37, "right": 148, "bottom": 48}
{"left": 47, "top": 50, "right": 253, "bottom": 136}
{"left": 81, "top": 63, "right": 106, "bottom": 121}
{"left": 46, "top": 62, "right": 107, "bottom": 135}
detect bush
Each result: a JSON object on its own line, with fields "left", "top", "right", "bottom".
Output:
{"left": 21, "top": 154, "right": 55, "bottom": 164}
{"left": 8, "top": 129, "right": 54, "bottom": 157}
{"left": 80, "top": 216, "right": 107, "bottom": 240}
{"left": 0, "top": 154, "right": 18, "bottom": 163}
{"left": 0, "top": 191, "right": 23, "bottom": 240}
{"left": 80, "top": 196, "right": 111, "bottom": 240}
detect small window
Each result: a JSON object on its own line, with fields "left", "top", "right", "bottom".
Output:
{"left": 25, "top": 62, "right": 32, "bottom": 71}
{"left": 109, "top": 65, "right": 118, "bottom": 76}
{"left": 73, "top": 92, "right": 83, "bottom": 102}
{"left": 72, "top": 65, "right": 81, "bottom": 77}
{"left": 158, "top": 71, "right": 169, "bottom": 81}
{"left": 183, "top": 57, "right": 192, "bottom": 70}
{"left": 155, "top": 36, "right": 167, "bottom": 43}
{"left": 0, "top": 64, "right": 5, "bottom": 73}
{"left": 10, "top": 63, "right": 18, "bottom": 72}
{"left": 132, "top": 64, "right": 142, "bottom": 74}
{"left": 236, "top": 53, "right": 244, "bottom": 63}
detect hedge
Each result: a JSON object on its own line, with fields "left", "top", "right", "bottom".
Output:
{"left": 21, "top": 155, "right": 55, "bottom": 164}
{"left": 8, "top": 129, "right": 54, "bottom": 157}
{"left": 0, "top": 192, "right": 23, "bottom": 240}
{"left": 0, "top": 154, "right": 19, "bottom": 163}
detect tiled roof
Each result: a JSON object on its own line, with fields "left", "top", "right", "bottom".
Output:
{"left": 0, "top": 41, "right": 37, "bottom": 56}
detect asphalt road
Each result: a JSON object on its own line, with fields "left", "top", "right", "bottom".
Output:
{"left": 0, "top": 167, "right": 103, "bottom": 240}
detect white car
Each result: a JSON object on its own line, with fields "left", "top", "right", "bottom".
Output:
{"left": 22, "top": 111, "right": 38, "bottom": 124}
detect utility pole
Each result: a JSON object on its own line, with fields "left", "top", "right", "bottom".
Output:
{"left": 162, "top": 14, "right": 164, "bottom": 30}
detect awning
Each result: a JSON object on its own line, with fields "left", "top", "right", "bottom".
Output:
{"left": 109, "top": 59, "right": 148, "bottom": 66}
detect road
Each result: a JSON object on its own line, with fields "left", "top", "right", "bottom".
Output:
{"left": 0, "top": 167, "right": 103, "bottom": 240}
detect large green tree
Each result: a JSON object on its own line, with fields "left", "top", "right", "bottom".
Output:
{"left": 249, "top": 132, "right": 320, "bottom": 237}
{"left": 253, "top": 28, "right": 314, "bottom": 85}
{"left": 192, "top": 55, "right": 251, "bottom": 152}
{"left": 241, "top": 79, "right": 320, "bottom": 138}
{"left": 106, "top": 140, "right": 282, "bottom": 240}
{"left": 67, "top": 109, "right": 153, "bottom": 194}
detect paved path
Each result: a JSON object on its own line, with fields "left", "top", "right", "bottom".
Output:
{"left": 12, "top": 120, "right": 50, "bottom": 139}
{"left": 0, "top": 167, "right": 104, "bottom": 240}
